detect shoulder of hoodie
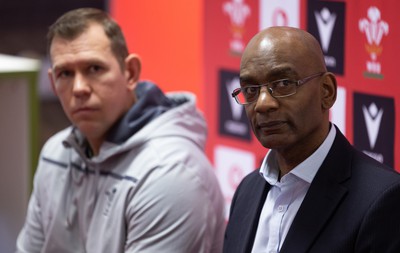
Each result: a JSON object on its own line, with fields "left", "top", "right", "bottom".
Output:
{"left": 165, "top": 91, "right": 202, "bottom": 115}
{"left": 32, "top": 127, "right": 73, "bottom": 185}
{"left": 121, "top": 126, "right": 213, "bottom": 184}
{"left": 129, "top": 91, "right": 208, "bottom": 165}
{"left": 121, "top": 91, "right": 208, "bottom": 159}
{"left": 40, "top": 126, "right": 73, "bottom": 157}
{"left": 121, "top": 132, "right": 219, "bottom": 210}
{"left": 121, "top": 90, "right": 214, "bottom": 190}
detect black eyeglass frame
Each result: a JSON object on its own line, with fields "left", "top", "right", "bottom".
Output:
{"left": 232, "top": 72, "right": 326, "bottom": 105}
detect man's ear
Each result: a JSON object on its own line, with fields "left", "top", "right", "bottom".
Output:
{"left": 320, "top": 72, "right": 337, "bottom": 111}
{"left": 124, "top": 54, "right": 141, "bottom": 91}
{"left": 47, "top": 68, "right": 57, "bottom": 96}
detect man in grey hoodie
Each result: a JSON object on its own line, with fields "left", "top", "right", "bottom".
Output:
{"left": 17, "top": 7, "right": 225, "bottom": 253}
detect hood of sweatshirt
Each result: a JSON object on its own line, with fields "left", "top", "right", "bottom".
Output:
{"left": 63, "top": 81, "right": 208, "bottom": 164}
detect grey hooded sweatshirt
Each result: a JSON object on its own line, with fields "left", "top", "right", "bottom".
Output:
{"left": 17, "top": 82, "right": 225, "bottom": 253}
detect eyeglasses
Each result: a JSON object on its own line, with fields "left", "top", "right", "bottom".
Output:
{"left": 232, "top": 72, "right": 325, "bottom": 105}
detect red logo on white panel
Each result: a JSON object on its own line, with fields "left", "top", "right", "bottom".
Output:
{"left": 259, "top": 0, "right": 300, "bottom": 30}
{"left": 359, "top": 6, "right": 389, "bottom": 79}
{"left": 214, "top": 145, "right": 255, "bottom": 219}
{"left": 223, "top": 0, "right": 251, "bottom": 55}
{"left": 228, "top": 166, "right": 245, "bottom": 190}
{"left": 272, "top": 8, "right": 289, "bottom": 26}
{"left": 330, "top": 86, "right": 346, "bottom": 135}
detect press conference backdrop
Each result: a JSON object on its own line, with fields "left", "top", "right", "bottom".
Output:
{"left": 111, "top": 0, "right": 399, "bottom": 218}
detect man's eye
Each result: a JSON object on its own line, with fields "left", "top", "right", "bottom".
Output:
{"left": 58, "top": 70, "right": 73, "bottom": 78}
{"left": 244, "top": 86, "right": 258, "bottom": 95}
{"left": 275, "top": 79, "right": 292, "bottom": 87}
{"left": 89, "top": 65, "right": 102, "bottom": 73}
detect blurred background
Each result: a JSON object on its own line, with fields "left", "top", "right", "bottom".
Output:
{"left": 1, "top": 0, "right": 399, "bottom": 252}
{"left": 0, "top": 0, "right": 106, "bottom": 147}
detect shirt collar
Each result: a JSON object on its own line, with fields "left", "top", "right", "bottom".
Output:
{"left": 259, "top": 124, "right": 337, "bottom": 185}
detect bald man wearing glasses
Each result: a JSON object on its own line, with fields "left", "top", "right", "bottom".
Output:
{"left": 223, "top": 27, "right": 400, "bottom": 253}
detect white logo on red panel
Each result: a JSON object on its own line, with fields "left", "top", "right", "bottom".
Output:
{"left": 359, "top": 6, "right": 389, "bottom": 79}
{"left": 223, "top": 0, "right": 251, "bottom": 55}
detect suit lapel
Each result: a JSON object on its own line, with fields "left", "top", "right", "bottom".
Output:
{"left": 241, "top": 181, "right": 270, "bottom": 253}
{"left": 280, "top": 130, "right": 353, "bottom": 253}
{"left": 228, "top": 171, "right": 270, "bottom": 253}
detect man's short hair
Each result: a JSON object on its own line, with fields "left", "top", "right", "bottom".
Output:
{"left": 47, "top": 8, "right": 129, "bottom": 68}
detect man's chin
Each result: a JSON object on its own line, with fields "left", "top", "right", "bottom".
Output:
{"left": 258, "top": 135, "right": 287, "bottom": 150}
{"left": 75, "top": 123, "right": 103, "bottom": 139}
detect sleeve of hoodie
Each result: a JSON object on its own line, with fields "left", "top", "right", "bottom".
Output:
{"left": 124, "top": 161, "right": 224, "bottom": 253}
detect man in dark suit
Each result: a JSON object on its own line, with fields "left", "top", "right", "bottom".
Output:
{"left": 223, "top": 26, "right": 400, "bottom": 253}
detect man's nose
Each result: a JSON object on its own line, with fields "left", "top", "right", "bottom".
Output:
{"left": 72, "top": 74, "right": 91, "bottom": 97}
{"left": 254, "top": 86, "right": 279, "bottom": 111}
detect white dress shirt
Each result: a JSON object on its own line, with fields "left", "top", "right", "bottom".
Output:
{"left": 251, "top": 125, "right": 336, "bottom": 253}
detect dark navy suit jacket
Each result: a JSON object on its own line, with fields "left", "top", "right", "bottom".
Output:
{"left": 223, "top": 127, "right": 400, "bottom": 253}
